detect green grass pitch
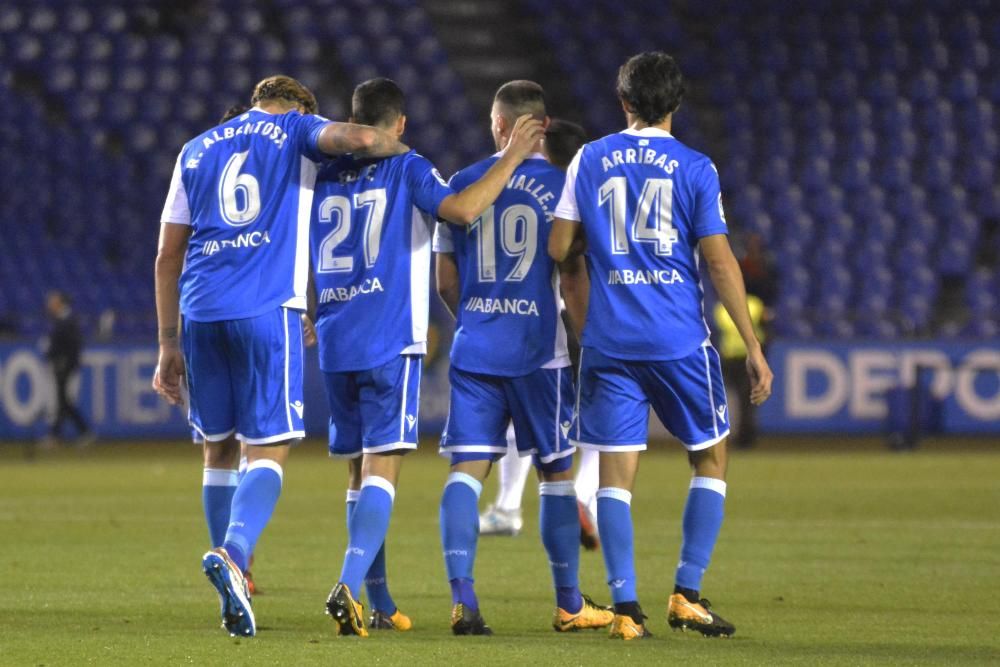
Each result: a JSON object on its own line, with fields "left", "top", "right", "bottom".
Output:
{"left": 1, "top": 439, "right": 998, "bottom": 666}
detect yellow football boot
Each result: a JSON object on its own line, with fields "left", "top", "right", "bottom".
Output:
{"left": 608, "top": 612, "right": 650, "bottom": 640}
{"left": 370, "top": 608, "right": 413, "bottom": 631}
{"left": 667, "top": 593, "right": 735, "bottom": 637}
{"left": 325, "top": 583, "right": 369, "bottom": 637}
{"left": 553, "top": 594, "right": 614, "bottom": 632}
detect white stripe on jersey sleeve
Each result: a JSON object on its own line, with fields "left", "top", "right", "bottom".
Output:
{"left": 542, "top": 266, "right": 570, "bottom": 369}
{"left": 160, "top": 152, "right": 191, "bottom": 225}
{"left": 432, "top": 220, "right": 454, "bottom": 253}
{"left": 284, "top": 156, "right": 318, "bottom": 312}
{"left": 553, "top": 147, "right": 584, "bottom": 221}
{"left": 407, "top": 206, "right": 431, "bottom": 351}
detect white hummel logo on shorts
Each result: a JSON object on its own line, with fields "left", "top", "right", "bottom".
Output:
{"left": 290, "top": 400, "right": 304, "bottom": 419}
{"left": 560, "top": 421, "right": 571, "bottom": 438}
{"left": 406, "top": 414, "right": 416, "bottom": 431}
{"left": 716, "top": 405, "right": 727, "bottom": 423}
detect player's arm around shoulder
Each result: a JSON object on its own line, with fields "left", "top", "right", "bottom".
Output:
{"left": 700, "top": 234, "right": 773, "bottom": 405}
{"left": 316, "top": 121, "right": 409, "bottom": 158}
{"left": 437, "top": 114, "right": 545, "bottom": 225}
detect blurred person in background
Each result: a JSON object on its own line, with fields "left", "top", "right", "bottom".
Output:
{"left": 715, "top": 232, "right": 774, "bottom": 448}
{"left": 713, "top": 293, "right": 767, "bottom": 449}
{"left": 41, "top": 290, "right": 94, "bottom": 448}
{"left": 543, "top": 119, "right": 588, "bottom": 170}
{"left": 736, "top": 232, "right": 777, "bottom": 307}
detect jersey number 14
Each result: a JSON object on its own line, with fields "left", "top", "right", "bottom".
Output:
{"left": 598, "top": 177, "right": 678, "bottom": 256}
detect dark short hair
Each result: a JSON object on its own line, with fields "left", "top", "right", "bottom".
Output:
{"left": 220, "top": 103, "right": 251, "bottom": 123}
{"left": 616, "top": 52, "right": 685, "bottom": 125}
{"left": 544, "top": 118, "right": 588, "bottom": 169}
{"left": 493, "top": 80, "right": 546, "bottom": 119}
{"left": 251, "top": 75, "right": 318, "bottom": 115}
{"left": 352, "top": 77, "right": 405, "bottom": 127}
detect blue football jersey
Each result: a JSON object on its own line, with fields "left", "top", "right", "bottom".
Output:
{"left": 554, "top": 127, "right": 728, "bottom": 361}
{"left": 312, "top": 151, "right": 454, "bottom": 373}
{"left": 161, "top": 108, "right": 329, "bottom": 322}
{"left": 434, "top": 153, "right": 569, "bottom": 377}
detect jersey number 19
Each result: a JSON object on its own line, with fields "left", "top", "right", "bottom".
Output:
{"left": 470, "top": 204, "right": 538, "bottom": 283}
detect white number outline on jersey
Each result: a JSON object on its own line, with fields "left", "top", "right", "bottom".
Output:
{"left": 598, "top": 177, "right": 677, "bottom": 256}
{"left": 469, "top": 204, "right": 539, "bottom": 283}
{"left": 218, "top": 150, "right": 261, "bottom": 227}
{"left": 316, "top": 189, "right": 388, "bottom": 273}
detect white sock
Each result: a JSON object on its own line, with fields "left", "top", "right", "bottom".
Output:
{"left": 573, "top": 447, "right": 599, "bottom": 509}
{"left": 495, "top": 423, "right": 532, "bottom": 513}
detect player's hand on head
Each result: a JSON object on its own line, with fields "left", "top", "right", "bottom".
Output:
{"left": 505, "top": 114, "right": 545, "bottom": 160}
{"left": 746, "top": 348, "right": 773, "bottom": 406}
{"left": 301, "top": 313, "right": 317, "bottom": 348}
{"left": 153, "top": 347, "right": 186, "bottom": 405}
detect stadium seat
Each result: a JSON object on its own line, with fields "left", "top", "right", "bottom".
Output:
{"left": 4, "top": 1, "right": 997, "bottom": 341}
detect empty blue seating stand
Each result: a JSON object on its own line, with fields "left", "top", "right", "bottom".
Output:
{"left": 1, "top": 1, "right": 998, "bottom": 340}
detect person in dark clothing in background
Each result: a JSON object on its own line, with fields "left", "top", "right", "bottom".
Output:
{"left": 43, "top": 290, "right": 93, "bottom": 446}
{"left": 738, "top": 232, "right": 778, "bottom": 307}
{"left": 714, "top": 232, "right": 775, "bottom": 448}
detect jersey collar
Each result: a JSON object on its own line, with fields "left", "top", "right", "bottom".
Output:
{"left": 620, "top": 127, "right": 673, "bottom": 138}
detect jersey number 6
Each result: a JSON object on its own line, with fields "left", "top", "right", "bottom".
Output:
{"left": 218, "top": 150, "right": 262, "bottom": 227}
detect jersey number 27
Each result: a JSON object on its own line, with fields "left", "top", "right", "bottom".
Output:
{"left": 315, "top": 190, "right": 388, "bottom": 273}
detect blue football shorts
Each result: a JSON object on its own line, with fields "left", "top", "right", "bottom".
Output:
{"left": 183, "top": 306, "right": 305, "bottom": 445}
{"left": 440, "top": 365, "right": 575, "bottom": 474}
{"left": 573, "top": 343, "right": 730, "bottom": 452}
{"left": 323, "top": 354, "right": 422, "bottom": 458}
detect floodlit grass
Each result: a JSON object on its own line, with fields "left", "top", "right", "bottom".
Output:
{"left": 1, "top": 439, "right": 998, "bottom": 665}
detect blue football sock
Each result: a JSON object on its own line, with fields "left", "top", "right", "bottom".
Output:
{"left": 675, "top": 477, "right": 727, "bottom": 593}
{"left": 449, "top": 578, "right": 478, "bottom": 611}
{"left": 364, "top": 541, "right": 395, "bottom": 614}
{"left": 539, "top": 480, "right": 582, "bottom": 613}
{"left": 202, "top": 468, "right": 238, "bottom": 548}
{"left": 597, "top": 487, "right": 637, "bottom": 604}
{"left": 440, "top": 472, "right": 482, "bottom": 610}
{"left": 222, "top": 460, "right": 283, "bottom": 572}
{"left": 346, "top": 488, "right": 397, "bottom": 614}
{"left": 339, "top": 476, "right": 394, "bottom": 597}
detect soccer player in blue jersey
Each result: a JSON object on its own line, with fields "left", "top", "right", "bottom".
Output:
{"left": 434, "top": 81, "right": 614, "bottom": 636}
{"left": 153, "top": 75, "right": 408, "bottom": 638}
{"left": 477, "top": 118, "right": 602, "bottom": 550}
{"left": 549, "top": 53, "right": 774, "bottom": 640}
{"left": 313, "top": 78, "right": 545, "bottom": 637}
